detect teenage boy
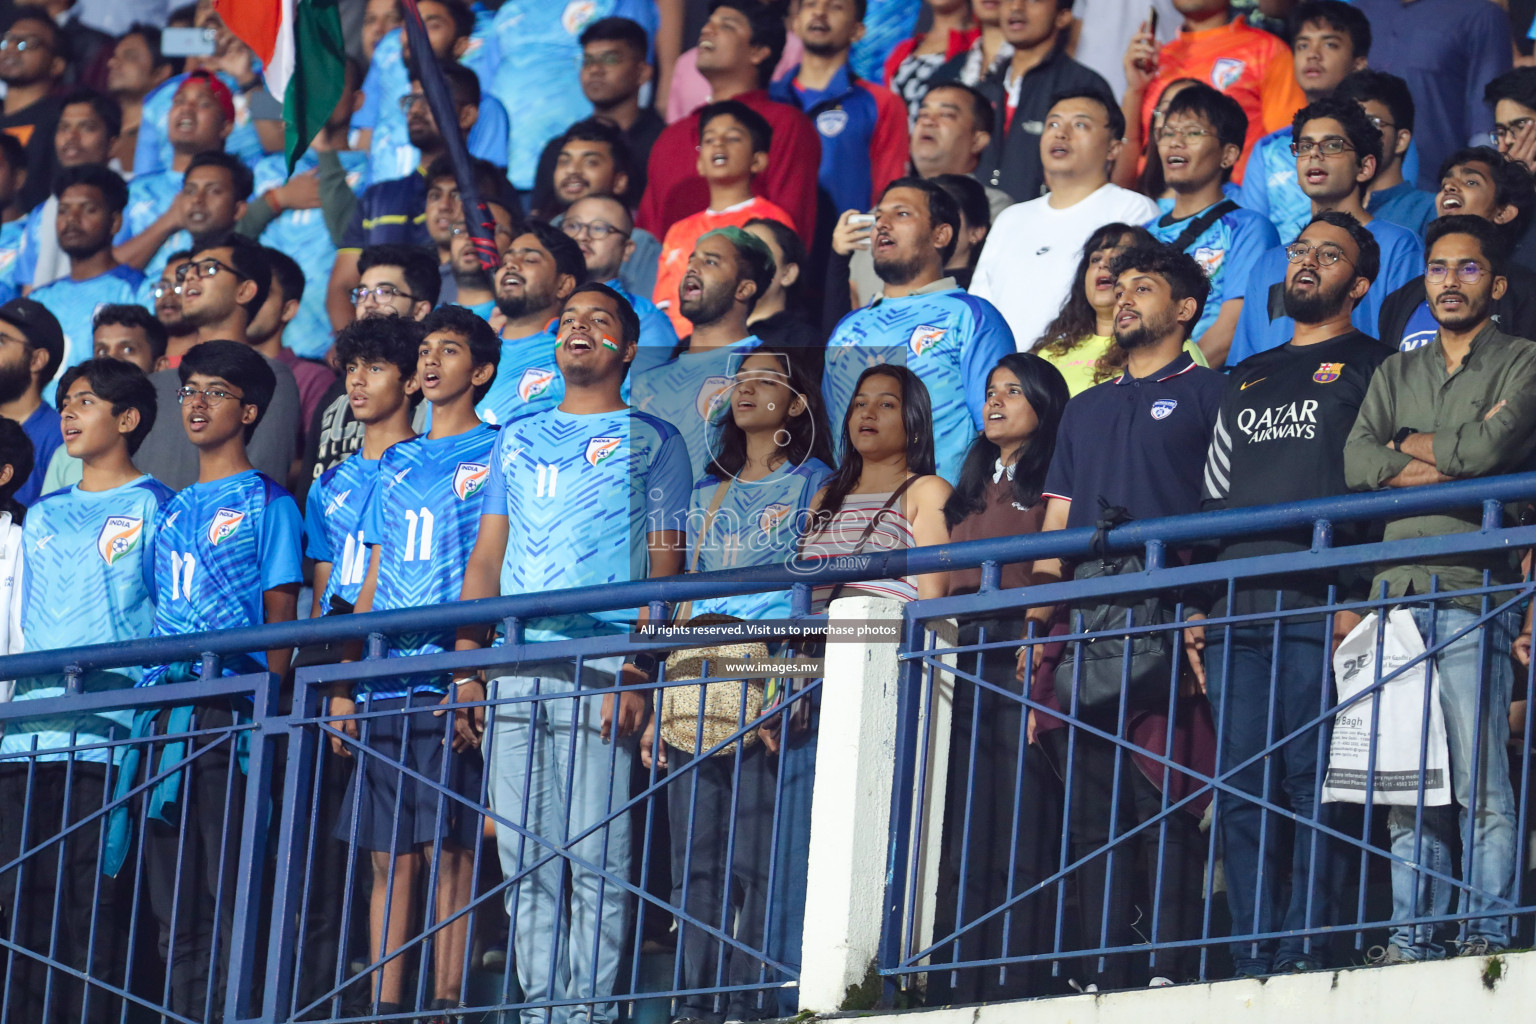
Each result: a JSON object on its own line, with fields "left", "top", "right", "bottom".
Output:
{"left": 652, "top": 100, "right": 796, "bottom": 337}
{"left": 478, "top": 221, "right": 584, "bottom": 425}
{"left": 31, "top": 164, "right": 144, "bottom": 399}
{"left": 0, "top": 358, "right": 168, "bottom": 1024}
{"left": 1145, "top": 84, "right": 1279, "bottom": 366}
{"left": 457, "top": 282, "right": 689, "bottom": 1024}
{"left": 141, "top": 339, "right": 302, "bottom": 1022}
{"left": 344, "top": 304, "right": 500, "bottom": 1018}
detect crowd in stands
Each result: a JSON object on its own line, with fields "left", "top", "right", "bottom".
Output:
{"left": 0, "top": 0, "right": 1535, "bottom": 1020}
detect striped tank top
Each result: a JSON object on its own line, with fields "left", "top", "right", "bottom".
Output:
{"left": 800, "top": 490, "right": 918, "bottom": 612}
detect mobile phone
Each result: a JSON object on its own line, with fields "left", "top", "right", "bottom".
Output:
{"left": 162, "top": 27, "right": 217, "bottom": 58}
{"left": 1148, "top": 5, "right": 1158, "bottom": 38}
{"left": 848, "top": 212, "right": 875, "bottom": 249}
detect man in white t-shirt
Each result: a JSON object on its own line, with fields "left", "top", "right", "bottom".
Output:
{"left": 970, "top": 89, "right": 1159, "bottom": 350}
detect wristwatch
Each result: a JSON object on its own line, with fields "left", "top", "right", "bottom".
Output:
{"left": 1391, "top": 427, "right": 1417, "bottom": 452}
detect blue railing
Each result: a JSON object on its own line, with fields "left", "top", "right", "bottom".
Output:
{"left": 0, "top": 471, "right": 1534, "bottom": 1021}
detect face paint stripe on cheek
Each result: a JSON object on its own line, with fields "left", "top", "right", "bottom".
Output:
{"left": 600, "top": 335, "right": 619, "bottom": 352}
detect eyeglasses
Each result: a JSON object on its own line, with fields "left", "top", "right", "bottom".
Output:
{"left": 175, "top": 258, "right": 242, "bottom": 282}
{"left": 398, "top": 94, "right": 428, "bottom": 114}
{"left": 1490, "top": 118, "right": 1535, "bottom": 144}
{"left": 1284, "top": 242, "right": 1354, "bottom": 267}
{"left": 350, "top": 284, "right": 419, "bottom": 305}
{"left": 1155, "top": 126, "right": 1213, "bottom": 143}
{"left": 1425, "top": 261, "right": 1489, "bottom": 284}
{"left": 1365, "top": 115, "right": 1396, "bottom": 132}
{"left": 0, "top": 34, "right": 50, "bottom": 53}
{"left": 1290, "top": 138, "right": 1355, "bottom": 157}
{"left": 151, "top": 282, "right": 183, "bottom": 299}
{"left": 176, "top": 386, "right": 243, "bottom": 406}
{"left": 562, "top": 219, "right": 629, "bottom": 241}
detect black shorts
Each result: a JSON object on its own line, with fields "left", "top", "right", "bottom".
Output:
{"left": 331, "top": 693, "right": 484, "bottom": 853}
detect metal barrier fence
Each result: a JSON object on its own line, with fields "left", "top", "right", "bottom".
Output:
{"left": 0, "top": 473, "right": 1534, "bottom": 1021}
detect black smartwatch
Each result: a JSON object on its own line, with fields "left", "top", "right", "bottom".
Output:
{"left": 1391, "top": 426, "right": 1417, "bottom": 452}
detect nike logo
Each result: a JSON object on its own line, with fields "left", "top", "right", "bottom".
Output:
{"left": 1239, "top": 377, "right": 1267, "bottom": 390}
{"left": 393, "top": 468, "right": 411, "bottom": 484}
{"left": 34, "top": 534, "right": 53, "bottom": 550}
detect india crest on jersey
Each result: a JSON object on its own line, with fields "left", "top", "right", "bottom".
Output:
{"left": 696, "top": 375, "right": 734, "bottom": 423}
{"left": 454, "top": 462, "right": 490, "bottom": 500}
{"left": 518, "top": 367, "right": 556, "bottom": 403}
{"left": 208, "top": 508, "right": 245, "bottom": 545}
{"left": 909, "top": 324, "right": 945, "bottom": 357}
{"left": 758, "top": 502, "right": 792, "bottom": 534}
{"left": 97, "top": 515, "right": 144, "bottom": 565}
{"left": 585, "top": 436, "right": 621, "bottom": 467}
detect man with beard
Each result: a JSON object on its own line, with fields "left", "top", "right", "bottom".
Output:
{"left": 0, "top": 297, "right": 66, "bottom": 504}
{"left": 424, "top": 153, "right": 519, "bottom": 308}
{"left": 127, "top": 149, "right": 253, "bottom": 310}
{"left": 1195, "top": 209, "right": 1385, "bottom": 978}
{"left": 134, "top": 234, "right": 302, "bottom": 489}
{"left": 822, "top": 177, "right": 1013, "bottom": 482}
{"left": 327, "top": 64, "right": 482, "bottom": 330}
{"left": 1345, "top": 214, "right": 1536, "bottom": 965}
{"left": 630, "top": 226, "right": 775, "bottom": 481}
{"left": 29, "top": 165, "right": 143, "bottom": 403}
{"left": 562, "top": 194, "right": 677, "bottom": 364}
{"left": 444, "top": 200, "right": 517, "bottom": 320}
{"left": 150, "top": 249, "right": 196, "bottom": 366}
{"left": 1024, "top": 242, "right": 1224, "bottom": 990}
{"left": 474, "top": 221, "right": 584, "bottom": 426}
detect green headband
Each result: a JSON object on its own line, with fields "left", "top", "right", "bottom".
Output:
{"left": 699, "top": 226, "right": 777, "bottom": 275}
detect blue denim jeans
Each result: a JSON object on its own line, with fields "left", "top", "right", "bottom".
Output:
{"left": 1387, "top": 605, "right": 1519, "bottom": 958}
{"left": 1205, "top": 617, "right": 1338, "bottom": 975}
{"left": 486, "top": 659, "right": 633, "bottom": 1024}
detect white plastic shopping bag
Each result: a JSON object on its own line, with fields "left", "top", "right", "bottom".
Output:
{"left": 1323, "top": 609, "right": 1451, "bottom": 806}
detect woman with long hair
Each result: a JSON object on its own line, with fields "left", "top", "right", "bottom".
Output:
{"left": 641, "top": 346, "right": 833, "bottom": 1024}
{"left": 931, "top": 353, "right": 1073, "bottom": 1001}
{"left": 1031, "top": 223, "right": 1207, "bottom": 395}
{"left": 744, "top": 218, "right": 824, "bottom": 374}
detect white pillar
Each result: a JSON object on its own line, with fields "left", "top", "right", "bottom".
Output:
{"left": 797, "top": 595, "right": 904, "bottom": 1012}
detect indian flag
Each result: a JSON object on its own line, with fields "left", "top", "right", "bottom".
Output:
{"left": 215, "top": 0, "right": 346, "bottom": 172}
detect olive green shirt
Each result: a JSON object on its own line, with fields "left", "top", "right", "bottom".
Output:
{"left": 1343, "top": 323, "right": 1536, "bottom": 605}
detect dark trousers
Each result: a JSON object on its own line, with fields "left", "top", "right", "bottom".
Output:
{"left": 1205, "top": 618, "right": 1340, "bottom": 973}
{"left": 1068, "top": 728, "right": 1203, "bottom": 988}
{"left": 665, "top": 740, "right": 777, "bottom": 1022}
{"left": 932, "top": 618, "right": 1066, "bottom": 1002}
{"left": 294, "top": 746, "right": 367, "bottom": 1019}
{"left": 0, "top": 761, "right": 123, "bottom": 1024}
{"left": 142, "top": 708, "right": 247, "bottom": 1023}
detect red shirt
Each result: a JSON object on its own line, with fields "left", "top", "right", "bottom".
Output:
{"left": 652, "top": 196, "right": 797, "bottom": 337}
{"left": 637, "top": 89, "right": 821, "bottom": 248}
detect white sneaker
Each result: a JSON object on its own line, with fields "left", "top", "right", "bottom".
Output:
{"left": 1068, "top": 978, "right": 1099, "bottom": 994}
{"left": 1148, "top": 976, "right": 1174, "bottom": 987}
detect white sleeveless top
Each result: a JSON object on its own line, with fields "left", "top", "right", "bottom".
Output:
{"left": 800, "top": 491, "right": 918, "bottom": 612}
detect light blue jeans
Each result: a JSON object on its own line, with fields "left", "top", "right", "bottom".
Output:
{"left": 1387, "top": 605, "right": 1518, "bottom": 957}
{"left": 486, "top": 659, "right": 633, "bottom": 1024}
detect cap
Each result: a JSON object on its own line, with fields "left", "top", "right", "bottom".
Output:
{"left": 0, "top": 298, "right": 64, "bottom": 367}
{"left": 177, "top": 70, "right": 237, "bottom": 125}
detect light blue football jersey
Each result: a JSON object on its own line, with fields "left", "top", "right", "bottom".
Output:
{"left": 31, "top": 265, "right": 147, "bottom": 403}
{"left": 629, "top": 335, "right": 762, "bottom": 484}
{"left": 823, "top": 288, "right": 1015, "bottom": 482}
{"left": 609, "top": 278, "right": 679, "bottom": 354}
{"left": 14, "top": 198, "right": 136, "bottom": 290}
{"left": 361, "top": 422, "right": 498, "bottom": 696}
{"left": 475, "top": 323, "right": 563, "bottom": 425}
{"left": 147, "top": 470, "right": 303, "bottom": 675}
{"left": 688, "top": 458, "right": 833, "bottom": 620}
{"left": 122, "top": 168, "right": 191, "bottom": 307}
{"left": 849, "top": 0, "right": 920, "bottom": 81}
{"left": 304, "top": 452, "right": 385, "bottom": 613}
{"left": 488, "top": 0, "right": 659, "bottom": 189}
{"left": 133, "top": 73, "right": 266, "bottom": 179}
{"left": 253, "top": 149, "right": 372, "bottom": 359}
{"left": 1145, "top": 202, "right": 1279, "bottom": 344}
{"left": 4, "top": 476, "right": 174, "bottom": 762}
{"left": 0, "top": 219, "right": 26, "bottom": 301}
{"left": 480, "top": 405, "right": 691, "bottom": 642}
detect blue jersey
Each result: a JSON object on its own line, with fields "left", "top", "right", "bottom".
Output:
{"left": 609, "top": 278, "right": 679, "bottom": 354}
{"left": 133, "top": 74, "right": 265, "bottom": 179}
{"left": 688, "top": 459, "right": 833, "bottom": 620}
{"left": 253, "top": 149, "right": 371, "bottom": 358}
{"left": 630, "top": 335, "right": 761, "bottom": 483}
{"left": 488, "top": 0, "right": 658, "bottom": 189}
{"left": 14, "top": 199, "right": 136, "bottom": 292}
{"left": 1228, "top": 219, "right": 1425, "bottom": 365}
{"left": 1366, "top": 180, "right": 1437, "bottom": 238}
{"left": 362, "top": 423, "right": 498, "bottom": 696}
{"left": 350, "top": 27, "right": 513, "bottom": 182}
{"left": 123, "top": 169, "right": 190, "bottom": 305}
{"left": 304, "top": 452, "right": 384, "bottom": 614}
{"left": 148, "top": 470, "right": 303, "bottom": 675}
{"left": 31, "top": 265, "right": 147, "bottom": 403}
{"left": 1397, "top": 300, "right": 1440, "bottom": 352}
{"left": 849, "top": 0, "right": 920, "bottom": 81}
{"left": 481, "top": 406, "right": 690, "bottom": 642}
{"left": 1240, "top": 125, "right": 1423, "bottom": 243}
{"left": 5, "top": 476, "right": 174, "bottom": 762}
{"left": 0, "top": 219, "right": 25, "bottom": 301}
{"left": 823, "top": 288, "right": 1015, "bottom": 482}
{"left": 1146, "top": 202, "right": 1278, "bottom": 344}
{"left": 476, "top": 323, "right": 562, "bottom": 425}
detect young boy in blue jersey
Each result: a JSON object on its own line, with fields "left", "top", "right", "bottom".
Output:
{"left": 0, "top": 358, "right": 166, "bottom": 1024}
{"left": 456, "top": 282, "right": 691, "bottom": 1024}
{"left": 142, "top": 339, "right": 302, "bottom": 1022}
{"left": 345, "top": 304, "right": 499, "bottom": 1017}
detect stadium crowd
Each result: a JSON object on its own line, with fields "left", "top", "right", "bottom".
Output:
{"left": 0, "top": 0, "right": 1535, "bottom": 1020}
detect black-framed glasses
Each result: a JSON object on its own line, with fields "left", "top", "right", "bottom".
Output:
{"left": 1290, "top": 137, "right": 1355, "bottom": 157}
{"left": 562, "top": 219, "right": 629, "bottom": 241}
{"left": 1491, "top": 118, "right": 1535, "bottom": 144}
{"left": 176, "top": 258, "right": 242, "bottom": 283}
{"left": 151, "top": 282, "right": 182, "bottom": 300}
{"left": 1285, "top": 242, "right": 1354, "bottom": 267}
{"left": 1425, "top": 261, "right": 1488, "bottom": 284}
{"left": 350, "top": 284, "right": 419, "bottom": 304}
{"left": 176, "top": 386, "right": 243, "bottom": 406}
